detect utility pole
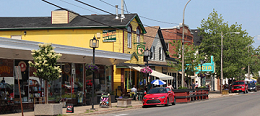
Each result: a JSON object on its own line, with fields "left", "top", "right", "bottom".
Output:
{"left": 248, "top": 46, "right": 250, "bottom": 80}
{"left": 220, "top": 31, "right": 223, "bottom": 93}
{"left": 181, "top": 0, "right": 191, "bottom": 87}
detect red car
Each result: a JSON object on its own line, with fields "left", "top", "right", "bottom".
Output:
{"left": 231, "top": 80, "right": 248, "bottom": 93}
{"left": 142, "top": 87, "right": 175, "bottom": 108}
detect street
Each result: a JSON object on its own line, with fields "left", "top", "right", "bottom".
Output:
{"left": 102, "top": 92, "right": 260, "bottom": 116}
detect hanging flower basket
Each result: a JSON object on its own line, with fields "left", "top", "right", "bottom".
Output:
{"left": 198, "top": 73, "right": 206, "bottom": 78}
{"left": 85, "top": 64, "right": 99, "bottom": 72}
{"left": 140, "top": 66, "right": 152, "bottom": 74}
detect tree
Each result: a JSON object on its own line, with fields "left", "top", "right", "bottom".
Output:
{"left": 28, "top": 43, "right": 62, "bottom": 103}
{"left": 168, "top": 40, "right": 199, "bottom": 86}
{"left": 198, "top": 9, "right": 255, "bottom": 80}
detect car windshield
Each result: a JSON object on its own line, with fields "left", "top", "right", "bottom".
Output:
{"left": 248, "top": 83, "right": 255, "bottom": 86}
{"left": 147, "top": 87, "right": 167, "bottom": 94}
{"left": 233, "top": 82, "right": 244, "bottom": 85}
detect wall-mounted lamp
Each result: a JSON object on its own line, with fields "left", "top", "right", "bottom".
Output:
{"left": 24, "top": 31, "right": 27, "bottom": 35}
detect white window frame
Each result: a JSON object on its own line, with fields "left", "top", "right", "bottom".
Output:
{"left": 127, "top": 26, "right": 132, "bottom": 48}
{"left": 136, "top": 28, "right": 140, "bottom": 43}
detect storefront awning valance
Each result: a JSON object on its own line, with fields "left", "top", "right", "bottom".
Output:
{"left": 130, "top": 66, "right": 174, "bottom": 80}
{"left": 0, "top": 37, "right": 131, "bottom": 65}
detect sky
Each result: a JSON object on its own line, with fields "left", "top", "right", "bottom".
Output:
{"left": 1, "top": 0, "right": 260, "bottom": 48}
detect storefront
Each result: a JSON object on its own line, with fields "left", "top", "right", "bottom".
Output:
{"left": 0, "top": 37, "right": 131, "bottom": 112}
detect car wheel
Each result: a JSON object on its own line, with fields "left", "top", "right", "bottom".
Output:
{"left": 142, "top": 105, "right": 148, "bottom": 108}
{"left": 172, "top": 97, "right": 176, "bottom": 105}
{"left": 165, "top": 98, "right": 169, "bottom": 106}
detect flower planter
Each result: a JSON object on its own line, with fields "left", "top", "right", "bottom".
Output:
{"left": 173, "top": 88, "right": 209, "bottom": 103}
{"left": 116, "top": 98, "right": 132, "bottom": 108}
{"left": 34, "top": 104, "right": 62, "bottom": 116}
{"left": 173, "top": 89, "right": 192, "bottom": 103}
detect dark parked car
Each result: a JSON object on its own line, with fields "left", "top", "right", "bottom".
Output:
{"left": 248, "top": 83, "right": 257, "bottom": 92}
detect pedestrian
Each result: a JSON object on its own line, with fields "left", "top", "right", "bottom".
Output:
{"left": 167, "top": 82, "right": 174, "bottom": 90}
{"left": 131, "top": 85, "right": 137, "bottom": 100}
{"left": 191, "top": 82, "right": 195, "bottom": 89}
{"left": 1, "top": 77, "right": 5, "bottom": 83}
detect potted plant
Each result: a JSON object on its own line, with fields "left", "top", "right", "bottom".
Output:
{"left": 29, "top": 43, "right": 63, "bottom": 115}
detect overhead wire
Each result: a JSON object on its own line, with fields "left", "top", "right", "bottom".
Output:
{"left": 98, "top": 0, "right": 179, "bottom": 25}
{"left": 42, "top": 0, "right": 190, "bottom": 42}
{"left": 73, "top": 0, "right": 190, "bottom": 41}
{"left": 58, "top": 0, "right": 98, "bottom": 14}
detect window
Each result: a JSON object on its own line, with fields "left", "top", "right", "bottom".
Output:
{"left": 127, "top": 26, "right": 132, "bottom": 48}
{"left": 150, "top": 46, "right": 155, "bottom": 60}
{"left": 166, "top": 43, "right": 169, "bottom": 51}
{"left": 159, "top": 47, "right": 162, "bottom": 60}
{"left": 136, "top": 28, "right": 140, "bottom": 43}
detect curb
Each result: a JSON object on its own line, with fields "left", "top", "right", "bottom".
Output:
{"left": 82, "top": 105, "right": 143, "bottom": 115}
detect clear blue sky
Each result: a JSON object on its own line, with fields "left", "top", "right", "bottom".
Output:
{"left": 1, "top": 0, "right": 259, "bottom": 48}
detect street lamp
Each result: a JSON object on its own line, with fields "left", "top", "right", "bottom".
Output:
{"left": 181, "top": 0, "right": 191, "bottom": 87}
{"left": 200, "top": 60, "right": 204, "bottom": 86}
{"left": 144, "top": 48, "right": 150, "bottom": 94}
{"left": 89, "top": 36, "right": 99, "bottom": 110}
{"left": 220, "top": 31, "right": 240, "bottom": 93}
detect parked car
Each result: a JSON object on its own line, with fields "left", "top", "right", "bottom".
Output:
{"left": 230, "top": 80, "right": 248, "bottom": 93}
{"left": 248, "top": 83, "right": 257, "bottom": 92}
{"left": 142, "top": 87, "right": 175, "bottom": 108}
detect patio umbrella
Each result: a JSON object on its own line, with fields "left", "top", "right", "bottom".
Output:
{"left": 151, "top": 79, "right": 166, "bottom": 85}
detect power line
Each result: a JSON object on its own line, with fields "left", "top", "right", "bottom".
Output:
{"left": 58, "top": 0, "right": 99, "bottom": 14}
{"left": 123, "top": 0, "right": 130, "bottom": 14}
{"left": 41, "top": 0, "right": 190, "bottom": 43}
{"left": 74, "top": 0, "right": 184, "bottom": 38}
{"left": 98, "top": 0, "right": 179, "bottom": 25}
{"left": 74, "top": 0, "right": 113, "bottom": 15}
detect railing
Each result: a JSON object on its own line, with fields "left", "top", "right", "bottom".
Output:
{"left": 173, "top": 88, "right": 209, "bottom": 103}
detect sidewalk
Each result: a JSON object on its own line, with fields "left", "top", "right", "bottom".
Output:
{"left": 5, "top": 91, "right": 238, "bottom": 116}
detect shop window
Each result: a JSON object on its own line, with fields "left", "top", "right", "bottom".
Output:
{"left": 0, "top": 59, "right": 14, "bottom": 104}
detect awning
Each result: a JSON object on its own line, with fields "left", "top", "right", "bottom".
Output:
{"left": 0, "top": 37, "right": 131, "bottom": 65}
{"left": 130, "top": 66, "right": 174, "bottom": 80}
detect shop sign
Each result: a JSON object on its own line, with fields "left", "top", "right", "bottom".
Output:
{"left": 137, "top": 44, "right": 145, "bottom": 56}
{"left": 103, "top": 30, "right": 116, "bottom": 42}
{"left": 0, "top": 66, "right": 11, "bottom": 74}
{"left": 18, "top": 61, "right": 27, "bottom": 72}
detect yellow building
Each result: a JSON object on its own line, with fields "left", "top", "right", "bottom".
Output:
{"left": 0, "top": 10, "right": 148, "bottom": 99}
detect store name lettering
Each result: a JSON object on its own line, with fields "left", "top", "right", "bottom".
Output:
{"left": 195, "top": 66, "right": 212, "bottom": 71}
{"left": 0, "top": 66, "right": 11, "bottom": 73}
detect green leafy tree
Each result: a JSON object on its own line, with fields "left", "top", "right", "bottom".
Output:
{"left": 168, "top": 40, "right": 199, "bottom": 85}
{"left": 28, "top": 43, "right": 62, "bottom": 103}
{"left": 198, "top": 9, "right": 255, "bottom": 80}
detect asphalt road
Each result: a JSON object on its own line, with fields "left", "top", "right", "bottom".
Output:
{"left": 101, "top": 92, "right": 260, "bottom": 116}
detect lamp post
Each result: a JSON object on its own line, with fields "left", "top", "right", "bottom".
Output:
{"left": 200, "top": 60, "right": 204, "bottom": 87}
{"left": 220, "top": 31, "right": 240, "bottom": 93}
{"left": 89, "top": 36, "right": 99, "bottom": 110}
{"left": 144, "top": 48, "right": 150, "bottom": 94}
{"left": 181, "top": 0, "right": 191, "bottom": 87}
